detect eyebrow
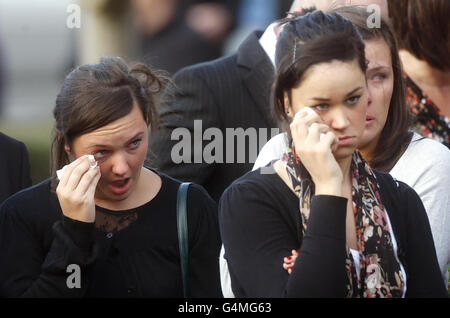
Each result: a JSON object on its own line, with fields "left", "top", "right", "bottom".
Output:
{"left": 367, "top": 66, "right": 390, "bottom": 72}
{"left": 88, "top": 131, "right": 145, "bottom": 149}
{"left": 309, "top": 87, "right": 363, "bottom": 102}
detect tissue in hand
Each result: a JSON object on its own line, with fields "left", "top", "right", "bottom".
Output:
{"left": 56, "top": 155, "right": 98, "bottom": 180}
{"left": 296, "top": 107, "right": 326, "bottom": 141}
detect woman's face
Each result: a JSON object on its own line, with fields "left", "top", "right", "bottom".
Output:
{"left": 359, "top": 38, "right": 394, "bottom": 150}
{"left": 287, "top": 59, "right": 368, "bottom": 160}
{"left": 67, "top": 103, "right": 149, "bottom": 203}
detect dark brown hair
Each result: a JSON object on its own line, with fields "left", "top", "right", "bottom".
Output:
{"left": 272, "top": 10, "right": 367, "bottom": 137}
{"left": 388, "top": 0, "right": 450, "bottom": 70}
{"left": 51, "top": 56, "right": 165, "bottom": 189}
{"left": 334, "top": 6, "right": 413, "bottom": 171}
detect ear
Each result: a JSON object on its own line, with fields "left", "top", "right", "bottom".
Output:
{"left": 284, "top": 93, "right": 293, "bottom": 118}
{"left": 64, "top": 143, "right": 71, "bottom": 154}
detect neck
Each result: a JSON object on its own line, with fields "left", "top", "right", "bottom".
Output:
{"left": 337, "top": 156, "right": 353, "bottom": 187}
{"left": 400, "top": 50, "right": 450, "bottom": 88}
{"left": 358, "top": 138, "right": 379, "bottom": 166}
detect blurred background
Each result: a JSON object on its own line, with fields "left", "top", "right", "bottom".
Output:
{"left": 0, "top": 0, "right": 293, "bottom": 184}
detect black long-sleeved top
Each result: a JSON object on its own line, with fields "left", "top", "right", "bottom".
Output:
{"left": 219, "top": 167, "right": 448, "bottom": 298}
{"left": 0, "top": 171, "right": 222, "bottom": 297}
{"left": 0, "top": 132, "right": 32, "bottom": 205}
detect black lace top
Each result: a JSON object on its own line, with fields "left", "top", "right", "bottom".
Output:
{"left": 0, "top": 171, "right": 222, "bottom": 297}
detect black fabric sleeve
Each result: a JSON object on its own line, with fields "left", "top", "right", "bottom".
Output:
{"left": 0, "top": 201, "right": 99, "bottom": 297}
{"left": 186, "top": 184, "right": 222, "bottom": 298}
{"left": 147, "top": 66, "right": 221, "bottom": 185}
{"left": 219, "top": 180, "right": 348, "bottom": 298}
{"left": 397, "top": 182, "right": 448, "bottom": 297}
{"left": 286, "top": 195, "right": 348, "bottom": 297}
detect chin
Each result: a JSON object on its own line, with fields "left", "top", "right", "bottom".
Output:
{"left": 334, "top": 147, "right": 356, "bottom": 161}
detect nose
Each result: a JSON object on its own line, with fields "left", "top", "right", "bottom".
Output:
{"left": 110, "top": 152, "right": 129, "bottom": 177}
{"left": 329, "top": 106, "right": 350, "bottom": 131}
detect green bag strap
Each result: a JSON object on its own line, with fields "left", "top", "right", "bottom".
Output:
{"left": 176, "top": 182, "right": 190, "bottom": 298}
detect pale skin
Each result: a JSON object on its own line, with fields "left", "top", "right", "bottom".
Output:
{"left": 56, "top": 103, "right": 162, "bottom": 223}
{"left": 284, "top": 38, "right": 396, "bottom": 273}
{"left": 274, "top": 59, "right": 368, "bottom": 272}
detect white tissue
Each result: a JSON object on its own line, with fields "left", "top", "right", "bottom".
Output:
{"left": 56, "top": 155, "right": 98, "bottom": 180}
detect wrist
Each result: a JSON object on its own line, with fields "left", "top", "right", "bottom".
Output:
{"left": 315, "top": 180, "right": 342, "bottom": 196}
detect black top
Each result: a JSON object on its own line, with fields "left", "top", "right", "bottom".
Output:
{"left": 148, "top": 31, "right": 278, "bottom": 202}
{"left": 219, "top": 167, "right": 448, "bottom": 298}
{"left": 0, "top": 132, "right": 32, "bottom": 205}
{"left": 0, "top": 171, "right": 222, "bottom": 298}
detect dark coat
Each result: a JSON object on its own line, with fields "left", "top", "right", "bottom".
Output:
{"left": 148, "top": 31, "right": 279, "bottom": 201}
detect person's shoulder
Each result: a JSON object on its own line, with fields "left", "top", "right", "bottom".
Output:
{"left": 374, "top": 170, "right": 422, "bottom": 211}
{"left": 0, "top": 132, "right": 27, "bottom": 154}
{"left": 173, "top": 53, "right": 238, "bottom": 80}
{"left": 0, "top": 179, "right": 53, "bottom": 218}
{"left": 156, "top": 170, "right": 216, "bottom": 206}
{"left": 221, "top": 166, "right": 281, "bottom": 202}
{"left": 409, "top": 133, "right": 450, "bottom": 158}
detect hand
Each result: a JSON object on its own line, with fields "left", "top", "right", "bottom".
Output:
{"left": 283, "top": 249, "right": 298, "bottom": 275}
{"left": 56, "top": 155, "right": 101, "bottom": 223}
{"left": 290, "top": 109, "right": 342, "bottom": 195}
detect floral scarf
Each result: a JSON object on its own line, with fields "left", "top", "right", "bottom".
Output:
{"left": 281, "top": 146, "right": 405, "bottom": 298}
{"left": 405, "top": 75, "right": 450, "bottom": 149}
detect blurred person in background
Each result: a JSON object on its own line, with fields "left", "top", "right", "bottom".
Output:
{"left": 131, "top": 0, "right": 238, "bottom": 75}
{"left": 388, "top": 0, "right": 450, "bottom": 148}
{"left": 148, "top": 0, "right": 389, "bottom": 202}
{"left": 0, "top": 132, "right": 32, "bottom": 206}
{"left": 0, "top": 39, "right": 32, "bottom": 206}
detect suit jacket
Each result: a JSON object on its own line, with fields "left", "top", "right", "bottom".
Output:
{"left": 148, "top": 31, "right": 278, "bottom": 201}
{"left": 0, "top": 132, "right": 32, "bottom": 205}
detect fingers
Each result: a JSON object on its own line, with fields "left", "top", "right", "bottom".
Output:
{"left": 290, "top": 109, "right": 323, "bottom": 145}
{"left": 76, "top": 166, "right": 101, "bottom": 196}
{"left": 307, "top": 123, "right": 330, "bottom": 143}
{"left": 321, "top": 131, "right": 339, "bottom": 150}
{"left": 58, "top": 155, "right": 90, "bottom": 188}
{"left": 66, "top": 157, "right": 96, "bottom": 192}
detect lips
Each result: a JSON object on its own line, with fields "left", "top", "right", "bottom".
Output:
{"left": 366, "top": 115, "right": 375, "bottom": 125}
{"left": 108, "top": 178, "right": 131, "bottom": 195}
{"left": 337, "top": 136, "right": 355, "bottom": 147}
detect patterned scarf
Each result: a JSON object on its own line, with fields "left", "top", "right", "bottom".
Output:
{"left": 281, "top": 146, "right": 405, "bottom": 298}
{"left": 405, "top": 75, "right": 450, "bottom": 149}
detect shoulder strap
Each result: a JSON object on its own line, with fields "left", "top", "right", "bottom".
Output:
{"left": 177, "top": 182, "right": 191, "bottom": 298}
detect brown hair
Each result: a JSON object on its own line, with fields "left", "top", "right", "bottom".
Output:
{"left": 272, "top": 10, "right": 367, "bottom": 137}
{"left": 388, "top": 0, "right": 450, "bottom": 71}
{"left": 51, "top": 56, "right": 165, "bottom": 189}
{"left": 333, "top": 6, "right": 413, "bottom": 171}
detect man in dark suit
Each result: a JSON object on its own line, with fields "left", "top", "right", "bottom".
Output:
{"left": 147, "top": 0, "right": 387, "bottom": 201}
{"left": 148, "top": 28, "right": 279, "bottom": 201}
{"left": 0, "top": 132, "right": 32, "bottom": 205}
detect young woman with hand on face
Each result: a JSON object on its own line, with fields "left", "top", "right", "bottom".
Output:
{"left": 0, "top": 57, "right": 222, "bottom": 298}
{"left": 255, "top": 7, "right": 450, "bottom": 290}
{"left": 219, "top": 10, "right": 447, "bottom": 298}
